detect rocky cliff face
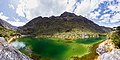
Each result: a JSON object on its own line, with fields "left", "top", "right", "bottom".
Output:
{"left": 0, "top": 37, "right": 32, "bottom": 60}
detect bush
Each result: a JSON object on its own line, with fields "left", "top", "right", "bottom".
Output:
{"left": 0, "top": 34, "right": 2, "bottom": 37}
{"left": 111, "top": 26, "right": 120, "bottom": 48}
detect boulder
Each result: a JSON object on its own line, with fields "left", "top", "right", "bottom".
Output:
{"left": 96, "top": 40, "right": 120, "bottom": 60}
{"left": 0, "top": 37, "right": 32, "bottom": 60}
{"left": 101, "top": 49, "right": 120, "bottom": 60}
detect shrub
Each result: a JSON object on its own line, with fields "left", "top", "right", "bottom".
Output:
{"left": 111, "top": 26, "right": 120, "bottom": 48}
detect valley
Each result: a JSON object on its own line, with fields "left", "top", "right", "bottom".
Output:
{"left": 0, "top": 12, "right": 119, "bottom": 60}
{"left": 0, "top": 0, "right": 120, "bottom": 60}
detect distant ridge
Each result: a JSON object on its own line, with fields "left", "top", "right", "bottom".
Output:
{"left": 0, "top": 19, "right": 17, "bottom": 30}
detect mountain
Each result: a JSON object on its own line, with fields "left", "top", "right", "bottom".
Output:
{"left": 18, "top": 12, "right": 112, "bottom": 38}
{"left": 100, "top": 26, "right": 113, "bottom": 33}
{"left": 0, "top": 19, "right": 17, "bottom": 30}
{"left": 0, "top": 19, "right": 18, "bottom": 40}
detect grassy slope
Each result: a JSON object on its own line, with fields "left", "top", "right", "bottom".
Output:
{"left": 79, "top": 40, "right": 105, "bottom": 60}
{"left": 17, "top": 37, "right": 105, "bottom": 60}
{"left": 0, "top": 26, "right": 17, "bottom": 40}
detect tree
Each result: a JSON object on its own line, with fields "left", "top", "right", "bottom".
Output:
{"left": 0, "top": 34, "right": 2, "bottom": 37}
{"left": 111, "top": 26, "right": 120, "bottom": 48}
{"left": 116, "top": 26, "right": 120, "bottom": 30}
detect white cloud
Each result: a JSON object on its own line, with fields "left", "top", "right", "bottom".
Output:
{"left": 0, "top": 12, "right": 25, "bottom": 27}
{"left": 86, "top": 0, "right": 120, "bottom": 26}
{"left": 7, "top": 17, "right": 26, "bottom": 26}
{"left": 0, "top": 12, "right": 9, "bottom": 21}
{"left": 7, "top": 21, "right": 26, "bottom": 26}
{"left": 8, "top": 4, "right": 15, "bottom": 9}
{"left": 16, "top": 0, "right": 68, "bottom": 20}
{"left": 16, "top": 0, "right": 102, "bottom": 19}
{"left": 16, "top": 0, "right": 38, "bottom": 19}
{"left": 108, "top": 5, "right": 120, "bottom": 11}
{"left": 16, "top": 0, "right": 113, "bottom": 19}
{"left": 66, "top": 0, "right": 76, "bottom": 12}
{"left": 13, "top": 0, "right": 120, "bottom": 27}
{"left": 31, "top": 0, "right": 68, "bottom": 18}
{"left": 88, "top": 11, "right": 100, "bottom": 20}
{"left": 99, "top": 14, "right": 111, "bottom": 23}
{"left": 103, "top": 10, "right": 110, "bottom": 13}
{"left": 74, "top": 0, "right": 100, "bottom": 17}
{"left": 100, "top": 19, "right": 110, "bottom": 23}
{"left": 16, "top": 4, "right": 25, "bottom": 17}
{"left": 111, "top": 13, "right": 120, "bottom": 23}
{"left": 100, "top": 14, "right": 111, "bottom": 19}
{"left": 13, "top": 17, "right": 20, "bottom": 22}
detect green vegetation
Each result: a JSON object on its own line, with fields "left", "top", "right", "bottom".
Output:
{"left": 79, "top": 41, "right": 104, "bottom": 60}
{"left": 111, "top": 26, "right": 120, "bottom": 48}
{"left": 17, "top": 36, "right": 105, "bottom": 60}
{"left": 0, "top": 26, "right": 18, "bottom": 40}
{"left": 75, "top": 37, "right": 106, "bottom": 44}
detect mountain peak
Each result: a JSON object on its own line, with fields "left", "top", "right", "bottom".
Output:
{"left": 60, "top": 12, "right": 77, "bottom": 17}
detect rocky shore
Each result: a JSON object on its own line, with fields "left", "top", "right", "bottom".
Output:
{"left": 0, "top": 37, "right": 32, "bottom": 60}
{"left": 96, "top": 40, "right": 120, "bottom": 60}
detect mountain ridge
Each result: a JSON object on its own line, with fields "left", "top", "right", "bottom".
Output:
{"left": 0, "top": 19, "right": 17, "bottom": 30}
{"left": 18, "top": 12, "right": 112, "bottom": 38}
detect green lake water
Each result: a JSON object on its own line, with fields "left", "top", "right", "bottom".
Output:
{"left": 17, "top": 36, "right": 106, "bottom": 60}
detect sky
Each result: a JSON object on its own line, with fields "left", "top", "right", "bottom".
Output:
{"left": 0, "top": 0, "right": 120, "bottom": 27}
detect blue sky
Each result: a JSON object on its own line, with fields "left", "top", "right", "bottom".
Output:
{"left": 0, "top": 0, "right": 120, "bottom": 27}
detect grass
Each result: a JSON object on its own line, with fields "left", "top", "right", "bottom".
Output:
{"left": 0, "top": 26, "right": 18, "bottom": 40}
{"left": 75, "top": 37, "right": 106, "bottom": 44}
{"left": 17, "top": 36, "right": 106, "bottom": 60}
{"left": 79, "top": 40, "right": 104, "bottom": 60}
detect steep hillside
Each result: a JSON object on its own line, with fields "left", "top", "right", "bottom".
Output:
{"left": 0, "top": 19, "right": 19, "bottom": 40}
{"left": 18, "top": 12, "right": 111, "bottom": 38}
{"left": 0, "top": 19, "right": 17, "bottom": 30}
{"left": 0, "top": 26, "right": 17, "bottom": 40}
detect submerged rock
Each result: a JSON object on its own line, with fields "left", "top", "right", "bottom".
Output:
{"left": 0, "top": 37, "right": 32, "bottom": 60}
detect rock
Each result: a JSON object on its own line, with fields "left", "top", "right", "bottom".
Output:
{"left": 101, "top": 49, "right": 120, "bottom": 60}
{"left": 96, "top": 47, "right": 108, "bottom": 55}
{"left": 96, "top": 40, "right": 120, "bottom": 60}
{"left": 96, "top": 40, "right": 115, "bottom": 55}
{"left": 0, "top": 37, "right": 32, "bottom": 60}
{"left": 60, "top": 12, "right": 77, "bottom": 17}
